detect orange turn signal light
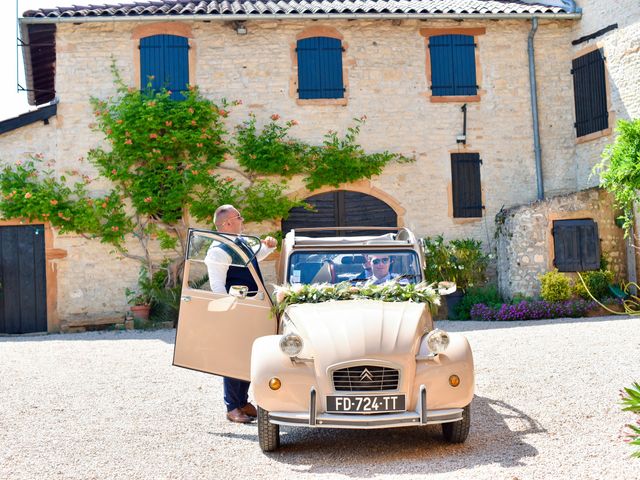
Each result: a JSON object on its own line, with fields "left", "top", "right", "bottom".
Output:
{"left": 449, "top": 375, "right": 460, "bottom": 387}
{"left": 269, "top": 377, "right": 282, "bottom": 390}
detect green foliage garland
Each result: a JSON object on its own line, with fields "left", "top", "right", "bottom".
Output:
{"left": 272, "top": 281, "right": 440, "bottom": 316}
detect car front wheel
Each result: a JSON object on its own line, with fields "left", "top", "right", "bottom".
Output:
{"left": 257, "top": 406, "right": 280, "bottom": 452}
{"left": 442, "top": 404, "right": 471, "bottom": 443}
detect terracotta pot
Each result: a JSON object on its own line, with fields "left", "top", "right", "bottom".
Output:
{"left": 130, "top": 304, "right": 151, "bottom": 320}
{"left": 444, "top": 290, "right": 465, "bottom": 319}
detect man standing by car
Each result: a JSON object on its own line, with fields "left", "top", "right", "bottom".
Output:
{"left": 204, "top": 204, "right": 277, "bottom": 423}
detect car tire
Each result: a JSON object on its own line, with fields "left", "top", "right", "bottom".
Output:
{"left": 442, "top": 404, "right": 471, "bottom": 443}
{"left": 257, "top": 406, "right": 280, "bottom": 452}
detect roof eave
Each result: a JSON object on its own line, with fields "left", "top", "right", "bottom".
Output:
{"left": 19, "top": 12, "right": 582, "bottom": 25}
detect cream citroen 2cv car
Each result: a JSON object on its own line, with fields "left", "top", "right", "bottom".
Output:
{"left": 174, "top": 227, "right": 474, "bottom": 452}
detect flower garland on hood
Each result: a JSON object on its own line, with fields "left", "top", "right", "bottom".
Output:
{"left": 272, "top": 281, "right": 441, "bottom": 316}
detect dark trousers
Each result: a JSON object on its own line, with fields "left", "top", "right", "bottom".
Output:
{"left": 223, "top": 377, "right": 250, "bottom": 412}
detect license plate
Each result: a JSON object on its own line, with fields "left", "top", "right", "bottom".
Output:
{"left": 326, "top": 394, "right": 406, "bottom": 414}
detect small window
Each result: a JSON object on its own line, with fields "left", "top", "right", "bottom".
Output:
{"left": 552, "top": 219, "right": 600, "bottom": 272}
{"left": 140, "top": 34, "right": 189, "bottom": 100}
{"left": 451, "top": 153, "right": 483, "bottom": 218}
{"left": 429, "top": 35, "right": 477, "bottom": 96}
{"left": 572, "top": 49, "right": 608, "bottom": 137}
{"left": 296, "top": 37, "right": 344, "bottom": 99}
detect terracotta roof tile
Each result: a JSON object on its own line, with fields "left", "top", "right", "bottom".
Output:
{"left": 23, "top": 0, "right": 572, "bottom": 18}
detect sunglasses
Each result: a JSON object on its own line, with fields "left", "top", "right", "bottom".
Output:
{"left": 371, "top": 258, "right": 390, "bottom": 265}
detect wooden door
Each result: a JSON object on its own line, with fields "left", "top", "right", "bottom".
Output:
{"left": 0, "top": 225, "right": 47, "bottom": 333}
{"left": 281, "top": 190, "right": 397, "bottom": 237}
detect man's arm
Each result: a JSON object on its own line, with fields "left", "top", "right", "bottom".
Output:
{"left": 204, "top": 246, "right": 231, "bottom": 294}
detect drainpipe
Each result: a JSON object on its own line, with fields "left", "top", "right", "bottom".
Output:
{"left": 528, "top": 17, "right": 544, "bottom": 201}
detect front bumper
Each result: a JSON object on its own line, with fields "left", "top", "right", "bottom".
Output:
{"left": 267, "top": 385, "right": 464, "bottom": 429}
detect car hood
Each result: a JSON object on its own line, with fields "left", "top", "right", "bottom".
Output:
{"left": 283, "top": 299, "right": 432, "bottom": 364}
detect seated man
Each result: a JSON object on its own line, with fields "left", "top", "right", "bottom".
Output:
{"left": 368, "top": 253, "right": 398, "bottom": 285}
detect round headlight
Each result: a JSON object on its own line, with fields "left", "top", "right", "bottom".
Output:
{"left": 279, "top": 333, "right": 304, "bottom": 357}
{"left": 426, "top": 329, "right": 450, "bottom": 354}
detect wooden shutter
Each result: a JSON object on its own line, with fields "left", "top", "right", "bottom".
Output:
{"left": 429, "top": 35, "right": 477, "bottom": 96}
{"left": 572, "top": 49, "right": 608, "bottom": 137}
{"left": 451, "top": 153, "right": 483, "bottom": 218}
{"left": 552, "top": 219, "right": 600, "bottom": 272}
{"left": 140, "top": 35, "right": 189, "bottom": 100}
{"left": 297, "top": 37, "right": 344, "bottom": 99}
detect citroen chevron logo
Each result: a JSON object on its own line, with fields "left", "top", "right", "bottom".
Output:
{"left": 360, "top": 368, "right": 373, "bottom": 382}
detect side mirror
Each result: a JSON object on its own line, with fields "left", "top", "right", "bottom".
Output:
{"left": 229, "top": 285, "right": 249, "bottom": 298}
{"left": 228, "top": 285, "right": 265, "bottom": 300}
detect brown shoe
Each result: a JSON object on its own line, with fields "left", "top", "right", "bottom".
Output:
{"left": 226, "top": 408, "right": 253, "bottom": 424}
{"left": 240, "top": 403, "right": 257, "bottom": 418}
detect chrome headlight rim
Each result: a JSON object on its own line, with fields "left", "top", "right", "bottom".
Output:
{"left": 426, "top": 328, "right": 450, "bottom": 354}
{"left": 279, "top": 333, "right": 304, "bottom": 357}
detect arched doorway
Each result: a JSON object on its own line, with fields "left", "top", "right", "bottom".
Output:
{"left": 282, "top": 190, "right": 398, "bottom": 237}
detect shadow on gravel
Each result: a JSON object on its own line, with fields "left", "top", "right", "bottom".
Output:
{"left": 438, "top": 314, "right": 634, "bottom": 333}
{"left": 210, "top": 395, "right": 545, "bottom": 476}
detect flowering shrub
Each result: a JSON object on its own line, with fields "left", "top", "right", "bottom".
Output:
{"left": 621, "top": 381, "right": 640, "bottom": 458}
{"left": 272, "top": 281, "right": 440, "bottom": 316}
{"left": 469, "top": 299, "right": 596, "bottom": 321}
{"left": 0, "top": 67, "right": 414, "bottom": 311}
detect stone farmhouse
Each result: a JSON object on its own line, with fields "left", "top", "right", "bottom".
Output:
{"left": 0, "top": 0, "right": 638, "bottom": 332}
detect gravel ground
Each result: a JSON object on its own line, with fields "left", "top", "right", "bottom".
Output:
{"left": 1, "top": 315, "right": 639, "bottom": 480}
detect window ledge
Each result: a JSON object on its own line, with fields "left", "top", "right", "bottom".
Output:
{"left": 576, "top": 126, "right": 612, "bottom": 144}
{"left": 452, "top": 217, "right": 483, "bottom": 224}
{"left": 431, "top": 95, "right": 480, "bottom": 103}
{"left": 296, "top": 98, "right": 348, "bottom": 106}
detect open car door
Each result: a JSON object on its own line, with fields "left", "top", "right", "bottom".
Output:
{"left": 173, "top": 229, "right": 276, "bottom": 380}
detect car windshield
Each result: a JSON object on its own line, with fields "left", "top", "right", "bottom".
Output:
{"left": 287, "top": 250, "right": 422, "bottom": 285}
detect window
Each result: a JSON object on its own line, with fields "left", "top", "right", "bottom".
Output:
{"left": 552, "top": 219, "right": 600, "bottom": 271}
{"left": 140, "top": 34, "right": 189, "bottom": 100}
{"left": 429, "top": 35, "right": 477, "bottom": 97}
{"left": 572, "top": 49, "right": 608, "bottom": 137}
{"left": 296, "top": 36, "right": 344, "bottom": 99}
{"left": 451, "top": 153, "right": 483, "bottom": 218}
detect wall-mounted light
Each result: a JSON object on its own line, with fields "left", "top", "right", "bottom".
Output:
{"left": 457, "top": 103, "right": 467, "bottom": 145}
{"left": 234, "top": 21, "right": 247, "bottom": 35}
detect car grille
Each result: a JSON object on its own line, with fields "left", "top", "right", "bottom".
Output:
{"left": 332, "top": 365, "right": 400, "bottom": 392}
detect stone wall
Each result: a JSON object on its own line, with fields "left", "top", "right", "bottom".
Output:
{"left": 1, "top": 12, "right": 635, "bottom": 327}
{"left": 572, "top": 0, "right": 640, "bottom": 190}
{"left": 496, "top": 187, "right": 627, "bottom": 299}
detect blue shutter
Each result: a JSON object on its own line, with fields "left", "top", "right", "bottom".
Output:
{"left": 164, "top": 35, "right": 189, "bottom": 100}
{"left": 140, "top": 34, "right": 189, "bottom": 100}
{"left": 429, "top": 34, "right": 477, "bottom": 96}
{"left": 297, "top": 37, "right": 344, "bottom": 99}
{"left": 451, "top": 35, "right": 477, "bottom": 95}
{"left": 140, "top": 35, "right": 164, "bottom": 92}
{"left": 429, "top": 35, "right": 455, "bottom": 96}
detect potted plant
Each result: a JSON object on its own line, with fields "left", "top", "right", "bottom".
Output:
{"left": 125, "top": 268, "right": 154, "bottom": 321}
{"left": 422, "top": 236, "right": 489, "bottom": 318}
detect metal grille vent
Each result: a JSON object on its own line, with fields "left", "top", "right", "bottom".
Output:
{"left": 332, "top": 365, "right": 399, "bottom": 392}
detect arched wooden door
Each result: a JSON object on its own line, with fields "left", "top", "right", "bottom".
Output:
{"left": 282, "top": 190, "right": 397, "bottom": 237}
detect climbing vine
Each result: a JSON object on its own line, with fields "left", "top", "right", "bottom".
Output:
{"left": 0, "top": 68, "right": 412, "bottom": 299}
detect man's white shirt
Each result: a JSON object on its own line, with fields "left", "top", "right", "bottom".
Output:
{"left": 204, "top": 238, "right": 275, "bottom": 293}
